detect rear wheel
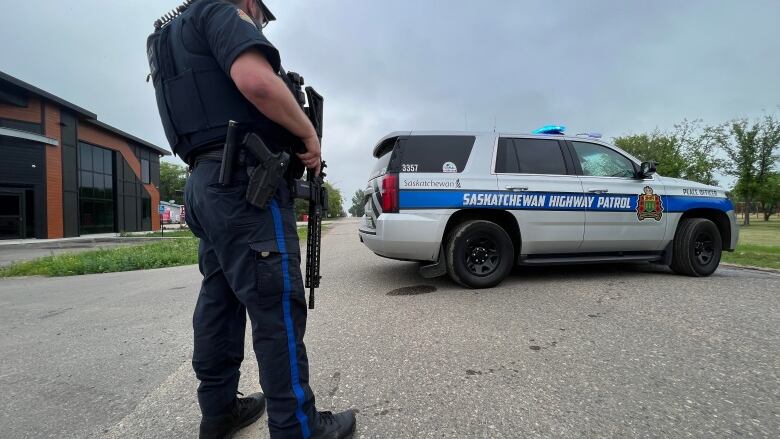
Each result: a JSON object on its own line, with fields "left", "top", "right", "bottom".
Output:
{"left": 446, "top": 220, "right": 514, "bottom": 288}
{"left": 670, "top": 218, "right": 722, "bottom": 277}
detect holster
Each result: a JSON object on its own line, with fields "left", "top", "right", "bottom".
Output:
{"left": 243, "top": 133, "right": 290, "bottom": 210}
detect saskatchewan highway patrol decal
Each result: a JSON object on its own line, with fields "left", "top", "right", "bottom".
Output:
{"left": 636, "top": 186, "right": 663, "bottom": 221}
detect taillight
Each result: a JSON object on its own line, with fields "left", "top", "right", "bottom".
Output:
{"left": 381, "top": 173, "right": 399, "bottom": 213}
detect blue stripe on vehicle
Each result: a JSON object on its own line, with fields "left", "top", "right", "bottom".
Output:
{"left": 398, "top": 190, "right": 733, "bottom": 213}
{"left": 269, "top": 199, "right": 311, "bottom": 439}
{"left": 663, "top": 195, "right": 734, "bottom": 212}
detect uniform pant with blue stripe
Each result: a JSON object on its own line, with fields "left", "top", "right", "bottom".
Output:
{"left": 185, "top": 160, "right": 316, "bottom": 439}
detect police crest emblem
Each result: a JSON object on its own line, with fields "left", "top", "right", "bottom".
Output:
{"left": 636, "top": 186, "right": 663, "bottom": 221}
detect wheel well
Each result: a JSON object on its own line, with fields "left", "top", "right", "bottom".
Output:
{"left": 679, "top": 209, "right": 731, "bottom": 248}
{"left": 443, "top": 209, "right": 521, "bottom": 257}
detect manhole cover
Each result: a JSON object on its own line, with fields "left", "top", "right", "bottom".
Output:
{"left": 386, "top": 285, "right": 437, "bottom": 296}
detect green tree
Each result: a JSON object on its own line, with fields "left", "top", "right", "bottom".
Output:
{"left": 324, "top": 182, "right": 345, "bottom": 218}
{"left": 716, "top": 115, "right": 780, "bottom": 225}
{"left": 294, "top": 198, "right": 308, "bottom": 220}
{"left": 159, "top": 162, "right": 187, "bottom": 205}
{"left": 674, "top": 119, "right": 724, "bottom": 186}
{"left": 758, "top": 173, "right": 780, "bottom": 221}
{"left": 294, "top": 181, "right": 345, "bottom": 219}
{"left": 348, "top": 189, "right": 366, "bottom": 217}
{"left": 613, "top": 119, "right": 722, "bottom": 185}
{"left": 614, "top": 131, "right": 686, "bottom": 178}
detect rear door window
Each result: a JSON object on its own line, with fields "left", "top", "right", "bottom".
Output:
{"left": 393, "top": 136, "right": 475, "bottom": 173}
{"left": 496, "top": 138, "right": 568, "bottom": 175}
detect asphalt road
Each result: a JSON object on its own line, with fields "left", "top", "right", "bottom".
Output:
{"left": 0, "top": 219, "right": 778, "bottom": 438}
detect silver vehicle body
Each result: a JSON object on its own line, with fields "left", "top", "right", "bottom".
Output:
{"left": 359, "top": 131, "right": 738, "bottom": 264}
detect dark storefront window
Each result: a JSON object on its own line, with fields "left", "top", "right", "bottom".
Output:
{"left": 141, "top": 159, "right": 150, "bottom": 184}
{"left": 0, "top": 192, "right": 23, "bottom": 239}
{"left": 79, "top": 143, "right": 115, "bottom": 234}
{"left": 142, "top": 197, "right": 151, "bottom": 223}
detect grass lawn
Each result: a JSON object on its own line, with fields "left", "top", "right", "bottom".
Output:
{"left": 722, "top": 217, "right": 780, "bottom": 269}
{"left": 0, "top": 238, "right": 199, "bottom": 277}
{"left": 0, "top": 226, "right": 315, "bottom": 278}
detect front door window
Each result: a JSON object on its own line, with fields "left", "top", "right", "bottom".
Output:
{"left": 571, "top": 141, "right": 635, "bottom": 178}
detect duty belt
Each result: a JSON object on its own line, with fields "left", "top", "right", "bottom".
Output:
{"left": 189, "top": 147, "right": 257, "bottom": 170}
{"left": 189, "top": 149, "right": 223, "bottom": 168}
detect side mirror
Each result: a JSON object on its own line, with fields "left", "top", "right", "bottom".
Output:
{"left": 638, "top": 161, "right": 657, "bottom": 178}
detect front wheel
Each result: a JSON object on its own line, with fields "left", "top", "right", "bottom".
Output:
{"left": 670, "top": 218, "right": 722, "bottom": 277}
{"left": 446, "top": 220, "right": 515, "bottom": 288}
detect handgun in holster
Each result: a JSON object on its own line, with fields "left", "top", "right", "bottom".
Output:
{"left": 244, "top": 133, "right": 290, "bottom": 209}
{"left": 219, "top": 121, "right": 290, "bottom": 210}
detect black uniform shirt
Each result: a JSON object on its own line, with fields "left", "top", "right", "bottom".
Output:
{"left": 187, "top": 0, "right": 281, "bottom": 75}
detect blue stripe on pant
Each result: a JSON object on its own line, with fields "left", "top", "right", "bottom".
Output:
{"left": 270, "top": 198, "right": 312, "bottom": 438}
{"left": 185, "top": 161, "right": 317, "bottom": 438}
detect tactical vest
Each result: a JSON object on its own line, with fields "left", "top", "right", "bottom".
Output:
{"left": 147, "top": 7, "right": 303, "bottom": 174}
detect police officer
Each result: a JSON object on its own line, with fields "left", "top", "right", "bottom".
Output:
{"left": 147, "top": 1, "right": 356, "bottom": 438}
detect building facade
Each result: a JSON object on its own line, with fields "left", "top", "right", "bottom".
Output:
{"left": 0, "top": 71, "right": 170, "bottom": 240}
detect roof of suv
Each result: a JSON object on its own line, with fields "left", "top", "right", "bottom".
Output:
{"left": 372, "top": 130, "right": 621, "bottom": 158}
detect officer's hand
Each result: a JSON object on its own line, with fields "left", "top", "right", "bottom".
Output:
{"left": 298, "top": 135, "right": 322, "bottom": 176}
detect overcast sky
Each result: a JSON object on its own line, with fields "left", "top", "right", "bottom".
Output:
{"left": 1, "top": 0, "right": 779, "bottom": 202}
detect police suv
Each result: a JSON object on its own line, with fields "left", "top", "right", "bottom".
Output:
{"left": 358, "top": 126, "right": 739, "bottom": 288}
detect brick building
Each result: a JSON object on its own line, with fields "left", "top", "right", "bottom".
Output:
{"left": 0, "top": 71, "right": 171, "bottom": 240}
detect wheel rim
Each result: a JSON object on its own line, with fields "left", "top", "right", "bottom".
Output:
{"left": 464, "top": 234, "right": 500, "bottom": 277}
{"left": 693, "top": 231, "right": 715, "bottom": 266}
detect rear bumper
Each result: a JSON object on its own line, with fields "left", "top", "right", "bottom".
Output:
{"left": 358, "top": 212, "right": 445, "bottom": 261}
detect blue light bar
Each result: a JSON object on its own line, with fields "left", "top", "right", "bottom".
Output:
{"left": 532, "top": 125, "right": 566, "bottom": 135}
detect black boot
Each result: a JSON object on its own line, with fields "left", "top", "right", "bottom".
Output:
{"left": 199, "top": 392, "right": 266, "bottom": 439}
{"left": 310, "top": 410, "right": 357, "bottom": 439}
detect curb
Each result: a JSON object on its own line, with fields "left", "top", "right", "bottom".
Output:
{"left": 721, "top": 263, "right": 780, "bottom": 274}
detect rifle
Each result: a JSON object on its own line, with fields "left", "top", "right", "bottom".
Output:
{"left": 287, "top": 71, "right": 328, "bottom": 309}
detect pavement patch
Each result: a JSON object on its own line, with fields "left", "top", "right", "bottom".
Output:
{"left": 39, "top": 307, "right": 74, "bottom": 319}
{"left": 385, "top": 285, "right": 437, "bottom": 296}
{"left": 327, "top": 371, "right": 342, "bottom": 397}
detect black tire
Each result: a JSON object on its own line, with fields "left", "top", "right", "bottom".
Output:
{"left": 445, "top": 220, "right": 515, "bottom": 288}
{"left": 670, "top": 218, "right": 722, "bottom": 277}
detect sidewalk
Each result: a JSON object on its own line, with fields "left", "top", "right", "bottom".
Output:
{"left": 1, "top": 219, "right": 335, "bottom": 251}
{"left": 0, "top": 233, "right": 120, "bottom": 247}
{"left": 296, "top": 219, "right": 339, "bottom": 228}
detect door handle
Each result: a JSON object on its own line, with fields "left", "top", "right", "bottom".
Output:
{"left": 588, "top": 188, "right": 609, "bottom": 194}
{"left": 506, "top": 186, "right": 529, "bottom": 192}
